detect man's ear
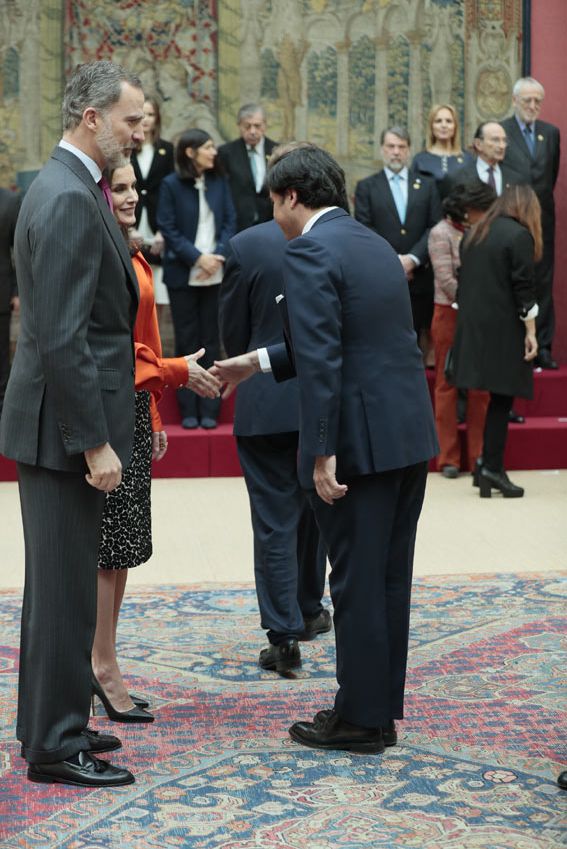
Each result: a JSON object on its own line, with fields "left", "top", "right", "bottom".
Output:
{"left": 83, "top": 107, "right": 98, "bottom": 132}
{"left": 287, "top": 188, "right": 299, "bottom": 209}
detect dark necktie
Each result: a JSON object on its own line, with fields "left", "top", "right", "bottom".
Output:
{"left": 98, "top": 175, "right": 113, "bottom": 211}
{"left": 487, "top": 166, "right": 496, "bottom": 193}
{"left": 524, "top": 124, "right": 535, "bottom": 157}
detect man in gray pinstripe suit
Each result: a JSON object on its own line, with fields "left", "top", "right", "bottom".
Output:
{"left": 0, "top": 62, "right": 145, "bottom": 786}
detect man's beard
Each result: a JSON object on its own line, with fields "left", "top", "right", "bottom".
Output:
{"left": 387, "top": 160, "right": 404, "bottom": 173}
{"left": 97, "top": 120, "right": 129, "bottom": 170}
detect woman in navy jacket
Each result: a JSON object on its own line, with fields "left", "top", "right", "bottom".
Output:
{"left": 158, "top": 129, "right": 236, "bottom": 427}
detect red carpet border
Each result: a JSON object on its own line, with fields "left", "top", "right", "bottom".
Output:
{"left": 0, "top": 573, "right": 565, "bottom": 848}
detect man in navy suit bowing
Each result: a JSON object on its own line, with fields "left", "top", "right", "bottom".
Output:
{"left": 219, "top": 219, "right": 329, "bottom": 676}
{"left": 212, "top": 144, "right": 437, "bottom": 753}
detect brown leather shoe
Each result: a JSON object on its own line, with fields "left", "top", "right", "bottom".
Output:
{"left": 289, "top": 709, "right": 385, "bottom": 753}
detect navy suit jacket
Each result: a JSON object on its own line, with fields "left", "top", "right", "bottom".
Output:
{"left": 219, "top": 220, "right": 300, "bottom": 435}
{"left": 157, "top": 171, "right": 236, "bottom": 289}
{"left": 267, "top": 209, "right": 438, "bottom": 489}
{"left": 354, "top": 170, "right": 441, "bottom": 295}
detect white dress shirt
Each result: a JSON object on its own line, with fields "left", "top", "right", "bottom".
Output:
{"left": 476, "top": 158, "right": 503, "bottom": 196}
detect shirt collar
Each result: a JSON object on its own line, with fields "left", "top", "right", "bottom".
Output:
{"left": 384, "top": 166, "right": 408, "bottom": 181}
{"left": 58, "top": 139, "right": 102, "bottom": 183}
{"left": 302, "top": 206, "right": 339, "bottom": 234}
{"left": 477, "top": 157, "right": 500, "bottom": 174}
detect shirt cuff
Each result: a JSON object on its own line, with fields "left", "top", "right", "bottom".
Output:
{"left": 257, "top": 347, "right": 272, "bottom": 373}
{"left": 409, "top": 254, "right": 420, "bottom": 267}
{"left": 520, "top": 303, "right": 539, "bottom": 321}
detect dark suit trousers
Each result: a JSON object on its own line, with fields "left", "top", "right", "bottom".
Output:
{"left": 237, "top": 433, "right": 326, "bottom": 643}
{"left": 309, "top": 462, "right": 428, "bottom": 727}
{"left": 168, "top": 284, "right": 221, "bottom": 421}
{"left": 535, "top": 236, "right": 555, "bottom": 352}
{"left": 16, "top": 463, "right": 106, "bottom": 763}
{"left": 0, "top": 311, "right": 10, "bottom": 415}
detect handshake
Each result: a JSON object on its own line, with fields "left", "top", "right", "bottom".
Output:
{"left": 187, "top": 349, "right": 261, "bottom": 400}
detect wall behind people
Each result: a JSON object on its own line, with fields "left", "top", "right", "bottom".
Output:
{"left": 531, "top": 0, "right": 567, "bottom": 364}
{"left": 1, "top": 0, "right": 524, "bottom": 193}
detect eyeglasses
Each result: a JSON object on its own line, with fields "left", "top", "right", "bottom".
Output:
{"left": 518, "top": 96, "right": 543, "bottom": 106}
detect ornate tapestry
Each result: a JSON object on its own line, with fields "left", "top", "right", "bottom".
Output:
{"left": 0, "top": 0, "right": 524, "bottom": 191}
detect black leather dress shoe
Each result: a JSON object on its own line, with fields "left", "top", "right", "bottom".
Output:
{"left": 20, "top": 726, "right": 121, "bottom": 759}
{"left": 558, "top": 770, "right": 567, "bottom": 790}
{"left": 289, "top": 709, "right": 385, "bottom": 753}
{"left": 299, "top": 608, "right": 332, "bottom": 641}
{"left": 28, "top": 751, "right": 135, "bottom": 787}
{"left": 314, "top": 709, "right": 397, "bottom": 746}
{"left": 259, "top": 638, "right": 301, "bottom": 676}
{"left": 508, "top": 409, "right": 525, "bottom": 424}
{"left": 200, "top": 417, "right": 217, "bottom": 429}
{"left": 535, "top": 350, "right": 558, "bottom": 370}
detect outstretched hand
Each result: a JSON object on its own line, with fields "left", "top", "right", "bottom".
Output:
{"left": 210, "top": 351, "right": 260, "bottom": 399}
{"left": 184, "top": 348, "right": 222, "bottom": 398}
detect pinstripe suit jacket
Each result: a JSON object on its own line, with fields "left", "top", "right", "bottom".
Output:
{"left": 0, "top": 146, "right": 139, "bottom": 472}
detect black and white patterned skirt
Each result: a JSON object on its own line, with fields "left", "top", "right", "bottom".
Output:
{"left": 98, "top": 390, "right": 153, "bottom": 570}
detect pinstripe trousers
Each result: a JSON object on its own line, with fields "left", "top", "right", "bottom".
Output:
{"left": 16, "top": 463, "right": 106, "bottom": 764}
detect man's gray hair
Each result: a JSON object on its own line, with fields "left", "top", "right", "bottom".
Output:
{"left": 513, "top": 77, "right": 545, "bottom": 98}
{"left": 380, "top": 126, "right": 411, "bottom": 146}
{"left": 62, "top": 61, "right": 143, "bottom": 130}
{"left": 237, "top": 103, "right": 266, "bottom": 123}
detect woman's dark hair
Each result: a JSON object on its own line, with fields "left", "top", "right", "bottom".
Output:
{"left": 442, "top": 180, "right": 496, "bottom": 223}
{"left": 175, "top": 128, "right": 221, "bottom": 181}
{"left": 144, "top": 96, "right": 162, "bottom": 143}
{"left": 267, "top": 143, "right": 349, "bottom": 212}
{"left": 465, "top": 184, "right": 543, "bottom": 261}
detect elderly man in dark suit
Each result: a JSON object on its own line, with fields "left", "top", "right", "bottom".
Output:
{"left": 442, "top": 121, "right": 516, "bottom": 197}
{"left": 212, "top": 144, "right": 438, "bottom": 753}
{"left": 501, "top": 77, "right": 561, "bottom": 369}
{"left": 217, "top": 103, "right": 277, "bottom": 232}
{"left": 0, "top": 61, "right": 145, "bottom": 787}
{"left": 219, "top": 219, "right": 329, "bottom": 676}
{"left": 354, "top": 127, "right": 442, "bottom": 360}
{"left": 0, "top": 188, "right": 19, "bottom": 416}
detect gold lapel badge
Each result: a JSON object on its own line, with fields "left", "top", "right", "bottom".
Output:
{"left": 159, "top": 148, "right": 166, "bottom": 155}
{"left": 537, "top": 134, "right": 544, "bottom": 142}
{"left": 413, "top": 179, "right": 421, "bottom": 190}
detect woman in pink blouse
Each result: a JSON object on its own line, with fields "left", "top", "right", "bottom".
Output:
{"left": 429, "top": 181, "right": 495, "bottom": 477}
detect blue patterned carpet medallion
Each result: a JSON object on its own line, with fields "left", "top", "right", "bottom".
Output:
{"left": 0, "top": 574, "right": 565, "bottom": 848}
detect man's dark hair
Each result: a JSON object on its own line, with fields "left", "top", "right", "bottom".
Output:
{"left": 442, "top": 180, "right": 496, "bottom": 222}
{"left": 62, "top": 61, "right": 142, "bottom": 130}
{"left": 267, "top": 144, "right": 349, "bottom": 211}
{"left": 380, "top": 126, "right": 411, "bottom": 146}
{"left": 473, "top": 121, "right": 503, "bottom": 141}
{"left": 175, "top": 128, "right": 222, "bottom": 181}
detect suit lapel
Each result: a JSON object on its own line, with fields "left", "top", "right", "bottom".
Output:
{"left": 533, "top": 121, "right": 547, "bottom": 164}
{"left": 51, "top": 148, "right": 139, "bottom": 308}
{"left": 508, "top": 118, "right": 532, "bottom": 162}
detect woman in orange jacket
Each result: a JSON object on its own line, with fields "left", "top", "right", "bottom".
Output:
{"left": 91, "top": 163, "right": 220, "bottom": 722}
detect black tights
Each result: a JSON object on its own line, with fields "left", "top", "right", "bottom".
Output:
{"left": 482, "top": 393, "right": 514, "bottom": 472}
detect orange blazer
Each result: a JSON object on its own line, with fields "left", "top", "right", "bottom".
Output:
{"left": 133, "top": 252, "right": 187, "bottom": 431}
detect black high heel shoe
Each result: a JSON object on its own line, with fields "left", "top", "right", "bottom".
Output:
{"left": 479, "top": 467, "right": 524, "bottom": 498}
{"left": 472, "top": 457, "right": 483, "bottom": 488}
{"left": 91, "top": 676, "right": 154, "bottom": 723}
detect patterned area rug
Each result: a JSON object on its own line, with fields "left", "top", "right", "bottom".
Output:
{"left": 1, "top": 574, "right": 565, "bottom": 849}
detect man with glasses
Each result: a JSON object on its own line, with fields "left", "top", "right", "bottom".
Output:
{"left": 501, "top": 77, "right": 561, "bottom": 369}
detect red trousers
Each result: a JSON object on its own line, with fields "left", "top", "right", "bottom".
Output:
{"left": 431, "top": 304, "right": 489, "bottom": 470}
